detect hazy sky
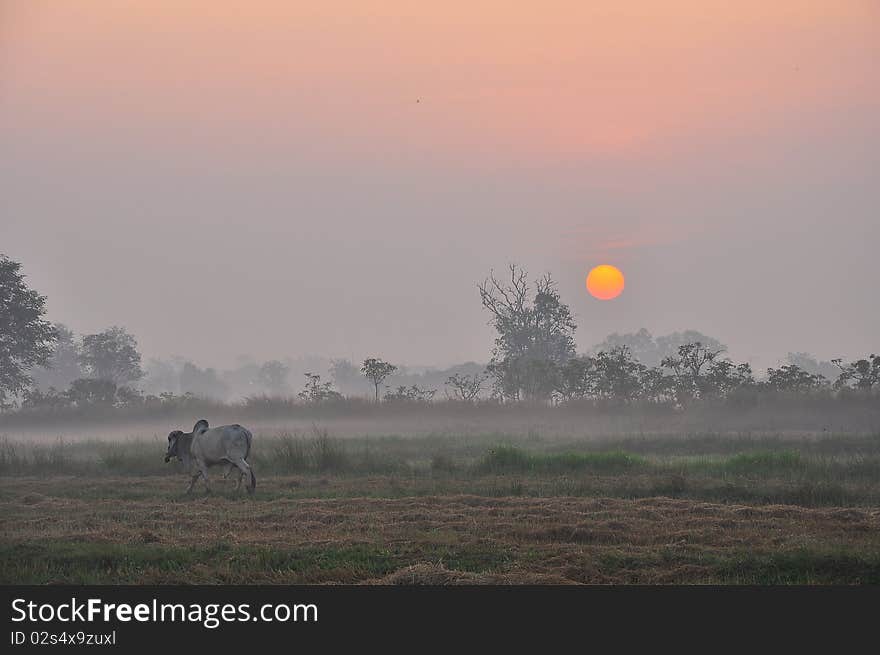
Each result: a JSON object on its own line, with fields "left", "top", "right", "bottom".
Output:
{"left": 3, "top": 1, "right": 878, "bottom": 371}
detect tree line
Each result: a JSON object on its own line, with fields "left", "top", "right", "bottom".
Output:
{"left": 1, "top": 255, "right": 876, "bottom": 412}
{"left": 477, "top": 264, "right": 877, "bottom": 404}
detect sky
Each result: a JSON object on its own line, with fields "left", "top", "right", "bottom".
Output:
{"left": 2, "top": 1, "right": 878, "bottom": 371}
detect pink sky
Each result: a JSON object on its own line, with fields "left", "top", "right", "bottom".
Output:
{"left": 3, "top": 1, "right": 878, "bottom": 369}
{"left": 4, "top": 2, "right": 876, "bottom": 159}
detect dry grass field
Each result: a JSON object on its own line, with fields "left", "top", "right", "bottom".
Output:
{"left": 2, "top": 423, "right": 880, "bottom": 585}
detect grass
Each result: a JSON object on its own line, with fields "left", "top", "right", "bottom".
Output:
{"left": 0, "top": 541, "right": 398, "bottom": 584}
{"left": 478, "top": 446, "right": 648, "bottom": 473}
{"left": 2, "top": 489, "right": 878, "bottom": 584}
{"left": 265, "top": 428, "right": 352, "bottom": 473}
{"left": 0, "top": 540, "right": 515, "bottom": 585}
{"left": 718, "top": 450, "right": 803, "bottom": 473}
{"left": 709, "top": 549, "right": 880, "bottom": 584}
{"left": 2, "top": 433, "right": 880, "bottom": 506}
{"left": 2, "top": 429, "right": 880, "bottom": 584}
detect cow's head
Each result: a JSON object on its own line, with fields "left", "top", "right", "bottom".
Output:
{"left": 165, "top": 430, "right": 185, "bottom": 463}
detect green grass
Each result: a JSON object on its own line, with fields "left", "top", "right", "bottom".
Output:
{"left": 5, "top": 540, "right": 875, "bottom": 584}
{"left": 260, "top": 430, "right": 353, "bottom": 473}
{"left": 3, "top": 432, "right": 880, "bottom": 506}
{"left": 0, "top": 541, "right": 518, "bottom": 585}
{"left": 710, "top": 549, "right": 880, "bottom": 584}
{"left": 720, "top": 450, "right": 804, "bottom": 473}
{"left": 478, "top": 445, "right": 648, "bottom": 473}
{"left": 0, "top": 438, "right": 72, "bottom": 476}
{"left": 4, "top": 432, "right": 880, "bottom": 478}
{"left": 593, "top": 547, "right": 880, "bottom": 584}
{"left": 0, "top": 541, "right": 399, "bottom": 584}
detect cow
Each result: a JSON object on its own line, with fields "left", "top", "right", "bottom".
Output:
{"left": 164, "top": 419, "right": 256, "bottom": 494}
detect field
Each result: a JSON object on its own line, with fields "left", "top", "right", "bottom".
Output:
{"left": 2, "top": 416, "right": 880, "bottom": 585}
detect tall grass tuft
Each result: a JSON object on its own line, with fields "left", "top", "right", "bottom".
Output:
{"left": 0, "top": 438, "right": 75, "bottom": 476}
{"left": 98, "top": 443, "right": 167, "bottom": 476}
{"left": 311, "top": 426, "right": 349, "bottom": 471}
{"left": 270, "top": 432, "right": 310, "bottom": 472}
{"left": 259, "top": 427, "right": 350, "bottom": 473}
{"left": 0, "top": 438, "right": 23, "bottom": 475}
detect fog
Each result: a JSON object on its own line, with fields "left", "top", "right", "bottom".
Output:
{"left": 3, "top": 2, "right": 878, "bottom": 374}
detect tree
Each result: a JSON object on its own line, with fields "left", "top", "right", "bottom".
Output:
{"left": 114, "top": 385, "right": 144, "bottom": 407}
{"left": 361, "top": 358, "right": 397, "bottom": 402}
{"left": 221, "top": 359, "right": 261, "bottom": 399}
{"left": 21, "top": 386, "right": 72, "bottom": 411}
{"left": 79, "top": 327, "right": 144, "bottom": 385}
{"left": 0, "top": 255, "right": 58, "bottom": 406}
{"left": 65, "top": 378, "right": 118, "bottom": 407}
{"left": 661, "top": 342, "right": 725, "bottom": 403}
{"left": 785, "top": 352, "right": 838, "bottom": 382}
{"left": 655, "top": 331, "right": 726, "bottom": 365}
{"left": 298, "top": 372, "right": 342, "bottom": 403}
{"left": 765, "top": 364, "right": 827, "bottom": 392}
{"left": 639, "top": 365, "right": 676, "bottom": 403}
{"left": 591, "top": 328, "right": 659, "bottom": 366}
{"left": 179, "top": 362, "right": 228, "bottom": 399}
{"left": 258, "top": 360, "right": 290, "bottom": 395}
{"left": 329, "top": 359, "right": 370, "bottom": 396}
{"left": 30, "top": 323, "right": 84, "bottom": 392}
{"left": 703, "top": 360, "right": 755, "bottom": 398}
{"left": 141, "top": 358, "right": 180, "bottom": 396}
{"left": 479, "top": 265, "right": 576, "bottom": 401}
{"left": 592, "top": 346, "right": 647, "bottom": 401}
{"left": 592, "top": 329, "right": 726, "bottom": 368}
{"left": 445, "top": 372, "right": 487, "bottom": 401}
{"left": 832, "top": 355, "right": 880, "bottom": 391}
{"left": 660, "top": 342, "right": 755, "bottom": 402}
{"left": 554, "top": 356, "right": 598, "bottom": 402}
{"left": 384, "top": 384, "right": 436, "bottom": 403}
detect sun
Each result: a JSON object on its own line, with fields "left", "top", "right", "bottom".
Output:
{"left": 586, "top": 264, "right": 625, "bottom": 300}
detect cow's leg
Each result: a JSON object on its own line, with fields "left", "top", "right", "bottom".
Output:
{"left": 185, "top": 470, "right": 201, "bottom": 494}
{"left": 221, "top": 461, "right": 245, "bottom": 490}
{"left": 197, "top": 464, "right": 211, "bottom": 494}
{"left": 230, "top": 458, "right": 253, "bottom": 494}
{"left": 224, "top": 459, "right": 244, "bottom": 491}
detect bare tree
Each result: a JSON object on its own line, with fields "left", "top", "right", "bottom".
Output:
{"left": 478, "top": 264, "right": 576, "bottom": 401}
{"left": 298, "top": 372, "right": 342, "bottom": 403}
{"left": 444, "top": 372, "right": 487, "bottom": 401}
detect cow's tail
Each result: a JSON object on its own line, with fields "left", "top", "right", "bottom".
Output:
{"left": 244, "top": 428, "right": 256, "bottom": 494}
{"left": 243, "top": 428, "right": 253, "bottom": 461}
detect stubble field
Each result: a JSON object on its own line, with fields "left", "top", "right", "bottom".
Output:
{"left": 2, "top": 423, "right": 879, "bottom": 584}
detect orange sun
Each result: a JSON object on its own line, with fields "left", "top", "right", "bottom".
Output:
{"left": 586, "top": 265, "right": 625, "bottom": 300}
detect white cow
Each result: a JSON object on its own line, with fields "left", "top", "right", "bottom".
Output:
{"left": 164, "top": 419, "right": 256, "bottom": 494}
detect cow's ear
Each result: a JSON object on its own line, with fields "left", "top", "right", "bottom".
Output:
{"left": 193, "top": 419, "right": 209, "bottom": 434}
{"left": 168, "top": 431, "right": 180, "bottom": 442}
